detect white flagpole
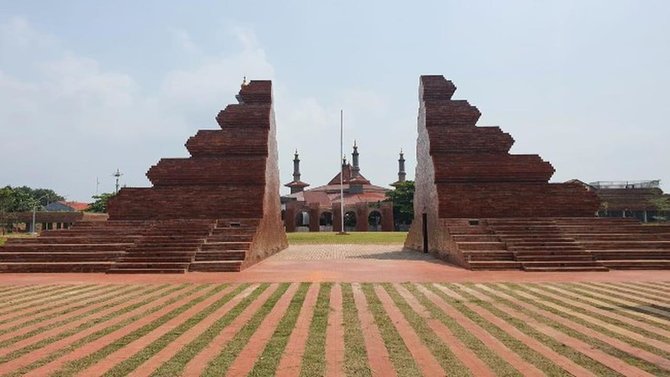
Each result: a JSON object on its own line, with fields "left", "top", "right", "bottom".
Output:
{"left": 340, "top": 109, "right": 345, "bottom": 234}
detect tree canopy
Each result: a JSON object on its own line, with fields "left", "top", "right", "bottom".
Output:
{"left": 87, "top": 192, "right": 115, "bottom": 213}
{"left": 0, "top": 186, "right": 65, "bottom": 213}
{"left": 385, "top": 180, "right": 415, "bottom": 227}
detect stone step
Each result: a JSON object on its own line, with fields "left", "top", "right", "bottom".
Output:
{"left": 189, "top": 261, "right": 242, "bottom": 272}
{"left": 0, "top": 252, "right": 124, "bottom": 261}
{"left": 520, "top": 261, "right": 606, "bottom": 268}
{"left": 462, "top": 250, "right": 515, "bottom": 261}
{"left": 452, "top": 234, "right": 500, "bottom": 242}
{"left": 467, "top": 260, "right": 522, "bottom": 270}
{"left": 0, "top": 262, "right": 114, "bottom": 273}
{"left": 522, "top": 266, "right": 610, "bottom": 272}
{"left": 601, "top": 260, "right": 670, "bottom": 269}
{"left": 194, "top": 251, "right": 246, "bottom": 261}
{"left": 456, "top": 242, "right": 507, "bottom": 251}
{"left": 515, "top": 254, "right": 595, "bottom": 261}
{"left": 110, "top": 262, "right": 190, "bottom": 270}
{"left": 202, "top": 242, "right": 251, "bottom": 250}
{"left": 107, "top": 268, "right": 187, "bottom": 274}
{"left": 580, "top": 241, "right": 670, "bottom": 250}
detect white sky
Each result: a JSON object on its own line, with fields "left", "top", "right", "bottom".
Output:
{"left": 1, "top": 1, "right": 668, "bottom": 201}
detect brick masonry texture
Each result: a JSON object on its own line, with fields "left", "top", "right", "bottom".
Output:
{"left": 0, "top": 80, "right": 287, "bottom": 273}
{"left": 404, "top": 75, "right": 670, "bottom": 271}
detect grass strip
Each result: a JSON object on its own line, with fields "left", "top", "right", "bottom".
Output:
{"left": 0, "top": 284, "right": 144, "bottom": 348}
{"left": 50, "top": 284, "right": 223, "bottom": 377}
{"left": 0, "top": 284, "right": 121, "bottom": 327}
{"left": 248, "top": 283, "right": 310, "bottom": 376}
{"left": 103, "top": 284, "right": 249, "bottom": 377}
{"left": 413, "top": 284, "right": 521, "bottom": 377}
{"left": 299, "top": 283, "right": 333, "bottom": 377}
{"left": 0, "top": 284, "right": 57, "bottom": 302}
{"left": 614, "top": 282, "right": 670, "bottom": 298}
{"left": 499, "top": 283, "right": 670, "bottom": 376}
{"left": 4, "top": 284, "right": 196, "bottom": 377}
{"left": 0, "top": 284, "right": 129, "bottom": 335}
{"left": 341, "top": 283, "right": 372, "bottom": 377}
{"left": 433, "top": 284, "right": 567, "bottom": 376}
{"left": 386, "top": 284, "right": 470, "bottom": 376}
{"left": 201, "top": 283, "right": 291, "bottom": 377}
{"left": 556, "top": 283, "right": 670, "bottom": 331}
{"left": 150, "top": 284, "right": 271, "bottom": 377}
{"left": 0, "top": 284, "right": 172, "bottom": 362}
{"left": 465, "top": 284, "right": 622, "bottom": 377}
{"left": 361, "top": 283, "right": 421, "bottom": 377}
{"left": 591, "top": 282, "right": 670, "bottom": 305}
{"left": 571, "top": 282, "right": 670, "bottom": 315}
{"left": 518, "top": 283, "right": 670, "bottom": 347}
{"left": 288, "top": 232, "right": 407, "bottom": 245}
{"left": 0, "top": 284, "right": 98, "bottom": 317}
{"left": 52, "top": 285, "right": 220, "bottom": 376}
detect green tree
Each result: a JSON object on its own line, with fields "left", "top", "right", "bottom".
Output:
{"left": 0, "top": 186, "right": 38, "bottom": 213}
{"left": 87, "top": 192, "right": 115, "bottom": 213}
{"left": 385, "top": 180, "right": 415, "bottom": 228}
{"left": 650, "top": 196, "right": 670, "bottom": 221}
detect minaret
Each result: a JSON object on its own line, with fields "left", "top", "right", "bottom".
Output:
{"left": 398, "top": 149, "right": 406, "bottom": 183}
{"left": 292, "top": 150, "right": 302, "bottom": 182}
{"left": 391, "top": 149, "right": 407, "bottom": 187}
{"left": 351, "top": 140, "right": 360, "bottom": 178}
{"left": 284, "top": 149, "right": 310, "bottom": 194}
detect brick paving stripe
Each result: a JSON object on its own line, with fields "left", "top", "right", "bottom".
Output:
{"left": 275, "top": 283, "right": 320, "bottom": 377}
{"left": 0, "top": 275, "right": 669, "bottom": 377}
{"left": 323, "top": 283, "right": 345, "bottom": 377}
{"left": 351, "top": 283, "right": 396, "bottom": 377}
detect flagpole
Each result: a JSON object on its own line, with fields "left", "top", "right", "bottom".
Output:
{"left": 339, "top": 109, "right": 345, "bottom": 234}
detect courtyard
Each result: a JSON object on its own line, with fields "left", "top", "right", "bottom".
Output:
{"left": 0, "top": 240, "right": 669, "bottom": 376}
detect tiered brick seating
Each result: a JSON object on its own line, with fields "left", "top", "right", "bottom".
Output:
{"left": 108, "top": 219, "right": 216, "bottom": 274}
{"left": 406, "top": 75, "right": 669, "bottom": 271}
{"left": 0, "top": 80, "right": 287, "bottom": 273}
{"left": 486, "top": 219, "right": 607, "bottom": 271}
{"left": 555, "top": 218, "right": 670, "bottom": 269}
{"left": 0, "top": 221, "right": 148, "bottom": 272}
{"left": 190, "top": 219, "right": 259, "bottom": 272}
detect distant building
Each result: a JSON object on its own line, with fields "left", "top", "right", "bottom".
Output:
{"left": 282, "top": 143, "right": 403, "bottom": 232}
{"left": 45, "top": 201, "right": 90, "bottom": 212}
{"left": 569, "top": 180, "right": 670, "bottom": 222}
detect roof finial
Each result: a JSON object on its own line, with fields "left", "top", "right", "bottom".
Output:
{"left": 241, "top": 76, "right": 248, "bottom": 87}
{"left": 354, "top": 139, "right": 357, "bottom": 148}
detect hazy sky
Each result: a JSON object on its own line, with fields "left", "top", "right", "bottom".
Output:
{"left": 1, "top": 1, "right": 668, "bottom": 201}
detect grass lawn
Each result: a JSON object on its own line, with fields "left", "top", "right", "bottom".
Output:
{"left": 287, "top": 232, "right": 407, "bottom": 245}
{"left": 0, "top": 281, "right": 666, "bottom": 376}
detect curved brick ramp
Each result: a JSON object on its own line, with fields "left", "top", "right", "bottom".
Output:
{"left": 0, "top": 281, "right": 669, "bottom": 376}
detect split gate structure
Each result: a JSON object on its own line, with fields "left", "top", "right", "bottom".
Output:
{"left": 0, "top": 80, "right": 287, "bottom": 273}
{"left": 405, "top": 75, "right": 670, "bottom": 271}
{"left": 2, "top": 75, "right": 669, "bottom": 273}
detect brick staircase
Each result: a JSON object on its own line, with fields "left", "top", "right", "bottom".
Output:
{"left": 0, "top": 221, "right": 149, "bottom": 272}
{"left": 107, "top": 219, "right": 217, "bottom": 274}
{"left": 446, "top": 217, "right": 670, "bottom": 271}
{"left": 447, "top": 219, "right": 520, "bottom": 270}
{"left": 487, "top": 219, "right": 608, "bottom": 272}
{"left": 554, "top": 218, "right": 670, "bottom": 269}
{"left": 190, "top": 219, "right": 258, "bottom": 272}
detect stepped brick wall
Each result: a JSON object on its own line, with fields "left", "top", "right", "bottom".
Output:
{"left": 108, "top": 81, "right": 277, "bottom": 221}
{"left": 1, "top": 80, "right": 287, "bottom": 273}
{"left": 405, "top": 75, "right": 670, "bottom": 271}
{"left": 107, "top": 79, "right": 287, "bottom": 268}
{"left": 406, "top": 75, "right": 599, "bottom": 255}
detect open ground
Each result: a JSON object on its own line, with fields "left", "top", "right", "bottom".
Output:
{"left": 1, "top": 237, "right": 669, "bottom": 376}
